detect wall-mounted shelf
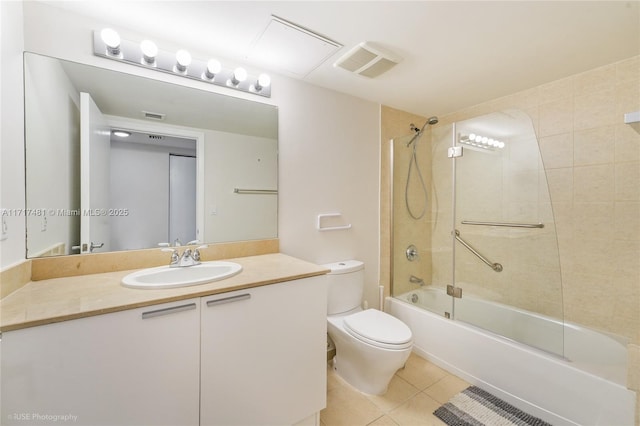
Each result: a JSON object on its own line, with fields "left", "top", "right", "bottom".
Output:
{"left": 624, "top": 111, "right": 640, "bottom": 124}
{"left": 317, "top": 213, "right": 352, "bottom": 232}
{"left": 625, "top": 111, "right": 640, "bottom": 134}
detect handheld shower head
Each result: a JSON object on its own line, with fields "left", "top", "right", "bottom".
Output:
{"left": 406, "top": 116, "right": 439, "bottom": 147}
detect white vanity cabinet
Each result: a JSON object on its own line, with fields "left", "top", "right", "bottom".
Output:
{"left": 200, "top": 276, "right": 327, "bottom": 426}
{"left": 1, "top": 298, "right": 201, "bottom": 426}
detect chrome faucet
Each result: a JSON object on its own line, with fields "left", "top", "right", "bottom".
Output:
{"left": 160, "top": 240, "right": 207, "bottom": 267}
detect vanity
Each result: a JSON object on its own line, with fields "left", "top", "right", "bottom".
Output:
{"left": 5, "top": 42, "right": 325, "bottom": 425}
{"left": 0, "top": 253, "right": 329, "bottom": 426}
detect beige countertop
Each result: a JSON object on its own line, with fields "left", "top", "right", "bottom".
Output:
{"left": 0, "top": 253, "right": 329, "bottom": 332}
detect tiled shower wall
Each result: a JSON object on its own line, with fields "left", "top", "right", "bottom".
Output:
{"left": 381, "top": 55, "right": 640, "bottom": 414}
{"left": 383, "top": 55, "right": 639, "bottom": 342}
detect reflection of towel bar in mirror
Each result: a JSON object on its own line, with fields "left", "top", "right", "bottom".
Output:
{"left": 317, "top": 213, "right": 352, "bottom": 231}
{"left": 461, "top": 220, "right": 544, "bottom": 229}
{"left": 233, "top": 188, "right": 278, "bottom": 195}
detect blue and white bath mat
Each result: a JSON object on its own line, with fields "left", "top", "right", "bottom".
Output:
{"left": 433, "top": 386, "right": 552, "bottom": 426}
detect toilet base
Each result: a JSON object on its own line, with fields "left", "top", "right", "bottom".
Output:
{"left": 328, "top": 331, "right": 412, "bottom": 395}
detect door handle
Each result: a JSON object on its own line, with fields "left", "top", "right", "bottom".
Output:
{"left": 142, "top": 302, "right": 197, "bottom": 319}
{"left": 206, "top": 293, "right": 251, "bottom": 307}
{"left": 90, "top": 242, "right": 104, "bottom": 252}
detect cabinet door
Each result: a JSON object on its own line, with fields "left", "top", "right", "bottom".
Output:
{"left": 1, "top": 299, "right": 200, "bottom": 426}
{"left": 201, "top": 277, "right": 327, "bottom": 425}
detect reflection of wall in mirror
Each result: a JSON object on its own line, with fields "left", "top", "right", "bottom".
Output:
{"left": 204, "top": 132, "right": 278, "bottom": 243}
{"left": 24, "top": 54, "right": 80, "bottom": 257}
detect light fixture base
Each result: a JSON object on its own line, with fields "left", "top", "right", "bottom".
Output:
{"left": 92, "top": 31, "right": 271, "bottom": 98}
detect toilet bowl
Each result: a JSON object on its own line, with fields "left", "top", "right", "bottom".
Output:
{"left": 323, "top": 260, "right": 413, "bottom": 395}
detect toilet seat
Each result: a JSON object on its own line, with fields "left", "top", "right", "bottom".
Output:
{"left": 343, "top": 309, "right": 413, "bottom": 350}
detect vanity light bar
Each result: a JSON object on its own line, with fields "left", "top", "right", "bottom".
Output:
{"left": 93, "top": 29, "right": 271, "bottom": 98}
{"left": 459, "top": 133, "right": 505, "bottom": 151}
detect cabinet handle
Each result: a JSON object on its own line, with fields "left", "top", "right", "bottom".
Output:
{"left": 141, "top": 302, "right": 197, "bottom": 319}
{"left": 206, "top": 293, "right": 251, "bottom": 307}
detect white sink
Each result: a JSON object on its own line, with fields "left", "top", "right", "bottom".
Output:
{"left": 121, "top": 261, "right": 242, "bottom": 289}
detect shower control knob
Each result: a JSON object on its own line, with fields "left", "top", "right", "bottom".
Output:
{"left": 406, "top": 245, "right": 419, "bottom": 261}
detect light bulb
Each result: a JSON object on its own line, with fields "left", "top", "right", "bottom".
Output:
{"left": 469, "top": 133, "right": 476, "bottom": 141}
{"left": 498, "top": 141, "right": 505, "bottom": 149}
{"left": 232, "top": 67, "right": 247, "bottom": 85}
{"left": 140, "top": 40, "right": 158, "bottom": 64}
{"left": 100, "top": 28, "right": 121, "bottom": 55}
{"left": 112, "top": 130, "right": 131, "bottom": 138}
{"left": 482, "top": 136, "right": 489, "bottom": 144}
{"left": 204, "top": 59, "right": 221, "bottom": 79}
{"left": 474, "top": 135, "right": 483, "bottom": 142}
{"left": 256, "top": 73, "right": 271, "bottom": 91}
{"left": 175, "top": 49, "right": 192, "bottom": 72}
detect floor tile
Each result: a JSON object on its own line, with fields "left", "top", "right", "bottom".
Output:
{"left": 422, "top": 375, "right": 470, "bottom": 405}
{"left": 365, "top": 375, "right": 421, "bottom": 412}
{"left": 321, "top": 368, "right": 385, "bottom": 426}
{"left": 321, "top": 352, "right": 469, "bottom": 426}
{"left": 367, "top": 415, "right": 400, "bottom": 425}
{"left": 394, "top": 353, "right": 449, "bottom": 390}
{"left": 388, "top": 392, "right": 447, "bottom": 426}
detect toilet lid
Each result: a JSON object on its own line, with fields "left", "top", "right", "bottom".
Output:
{"left": 343, "top": 309, "right": 412, "bottom": 348}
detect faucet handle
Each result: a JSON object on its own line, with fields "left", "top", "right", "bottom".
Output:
{"left": 186, "top": 239, "right": 201, "bottom": 246}
{"left": 193, "top": 245, "right": 208, "bottom": 262}
{"left": 161, "top": 248, "right": 180, "bottom": 265}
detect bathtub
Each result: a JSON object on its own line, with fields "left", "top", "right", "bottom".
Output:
{"left": 386, "top": 288, "right": 636, "bottom": 426}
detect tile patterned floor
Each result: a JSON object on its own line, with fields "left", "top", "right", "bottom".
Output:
{"left": 320, "top": 353, "right": 470, "bottom": 426}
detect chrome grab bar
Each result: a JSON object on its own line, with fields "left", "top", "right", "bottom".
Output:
{"left": 454, "top": 230, "right": 503, "bottom": 272}
{"left": 461, "top": 220, "right": 544, "bottom": 229}
{"left": 233, "top": 188, "right": 278, "bottom": 195}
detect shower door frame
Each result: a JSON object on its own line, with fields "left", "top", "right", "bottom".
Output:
{"left": 390, "top": 110, "right": 566, "bottom": 358}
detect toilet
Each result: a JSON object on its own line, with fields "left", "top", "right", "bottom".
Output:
{"left": 324, "top": 260, "right": 413, "bottom": 395}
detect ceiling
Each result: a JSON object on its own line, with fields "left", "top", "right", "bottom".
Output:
{"left": 41, "top": 1, "right": 640, "bottom": 118}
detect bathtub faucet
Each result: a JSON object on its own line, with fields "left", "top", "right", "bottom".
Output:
{"left": 409, "top": 275, "right": 426, "bottom": 286}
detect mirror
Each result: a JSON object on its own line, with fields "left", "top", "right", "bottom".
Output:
{"left": 24, "top": 53, "right": 278, "bottom": 258}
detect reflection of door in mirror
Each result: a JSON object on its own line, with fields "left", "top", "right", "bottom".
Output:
{"left": 110, "top": 130, "right": 197, "bottom": 251}
{"left": 80, "top": 92, "right": 111, "bottom": 254}
{"left": 169, "top": 155, "right": 197, "bottom": 246}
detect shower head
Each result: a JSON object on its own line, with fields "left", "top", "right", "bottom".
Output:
{"left": 406, "top": 116, "right": 439, "bottom": 147}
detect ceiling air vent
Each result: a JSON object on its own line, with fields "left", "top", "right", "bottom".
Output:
{"left": 142, "top": 111, "right": 165, "bottom": 121}
{"left": 148, "top": 134, "right": 164, "bottom": 140}
{"left": 334, "top": 42, "right": 401, "bottom": 78}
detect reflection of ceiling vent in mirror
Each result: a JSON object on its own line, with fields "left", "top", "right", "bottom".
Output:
{"left": 148, "top": 134, "right": 164, "bottom": 140}
{"left": 142, "top": 111, "right": 165, "bottom": 120}
{"left": 334, "top": 42, "right": 402, "bottom": 78}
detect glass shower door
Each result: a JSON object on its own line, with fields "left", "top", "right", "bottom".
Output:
{"left": 451, "top": 109, "right": 565, "bottom": 357}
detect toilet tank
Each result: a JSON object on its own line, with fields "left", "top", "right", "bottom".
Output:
{"left": 323, "top": 260, "right": 365, "bottom": 315}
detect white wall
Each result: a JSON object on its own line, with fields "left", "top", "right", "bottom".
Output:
{"left": 277, "top": 79, "right": 381, "bottom": 307}
{"left": 23, "top": 53, "right": 81, "bottom": 257}
{"left": 0, "top": 1, "right": 26, "bottom": 268}
{"left": 14, "top": 1, "right": 382, "bottom": 308}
